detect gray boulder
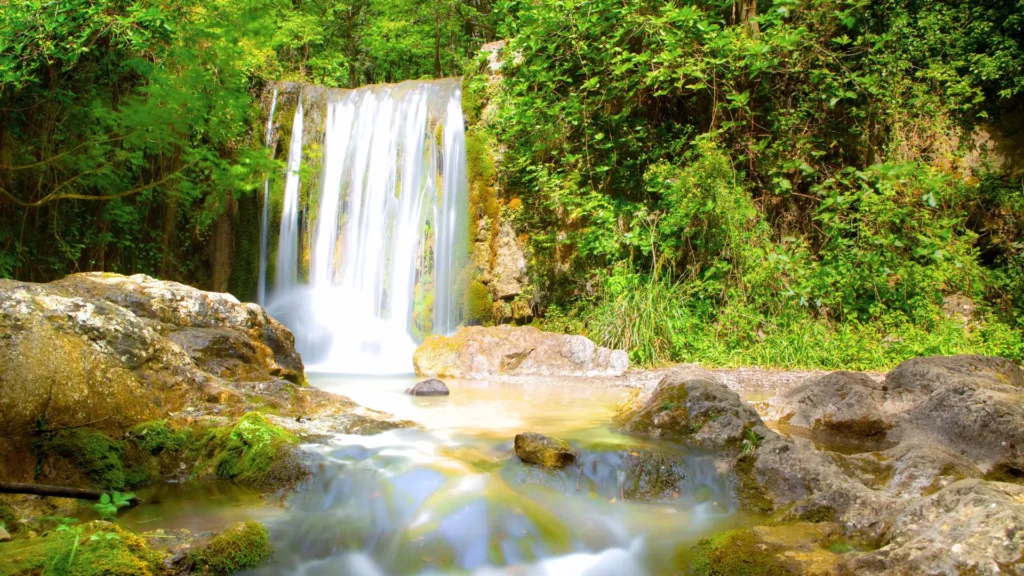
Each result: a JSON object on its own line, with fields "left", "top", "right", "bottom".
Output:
{"left": 405, "top": 379, "right": 450, "bottom": 396}
{"left": 841, "top": 480, "right": 1024, "bottom": 575}
{"left": 763, "top": 371, "right": 890, "bottom": 437}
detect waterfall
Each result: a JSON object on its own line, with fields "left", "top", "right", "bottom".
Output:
{"left": 275, "top": 94, "right": 304, "bottom": 295}
{"left": 261, "top": 79, "right": 468, "bottom": 374}
{"left": 257, "top": 87, "right": 278, "bottom": 307}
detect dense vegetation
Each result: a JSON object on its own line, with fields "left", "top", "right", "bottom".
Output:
{"left": 472, "top": 0, "right": 1024, "bottom": 368}
{"left": 2, "top": 0, "right": 1023, "bottom": 369}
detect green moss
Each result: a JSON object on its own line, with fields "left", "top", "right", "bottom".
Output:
{"left": 983, "top": 463, "right": 1024, "bottom": 485}
{"left": 227, "top": 191, "right": 262, "bottom": 302}
{"left": 795, "top": 505, "right": 837, "bottom": 524}
{"left": 195, "top": 413, "right": 307, "bottom": 490}
{"left": 0, "top": 504, "right": 20, "bottom": 535}
{"left": 189, "top": 521, "right": 272, "bottom": 576}
{"left": 41, "top": 429, "right": 129, "bottom": 491}
{"left": 734, "top": 455, "right": 775, "bottom": 514}
{"left": 685, "top": 529, "right": 788, "bottom": 576}
{"left": 0, "top": 521, "right": 163, "bottom": 576}
{"left": 128, "top": 420, "right": 191, "bottom": 456}
{"left": 464, "top": 281, "right": 493, "bottom": 325}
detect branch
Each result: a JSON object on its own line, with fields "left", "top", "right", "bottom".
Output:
{"left": 0, "top": 135, "right": 132, "bottom": 171}
{"left": 0, "top": 162, "right": 195, "bottom": 208}
{"left": 0, "top": 481, "right": 141, "bottom": 504}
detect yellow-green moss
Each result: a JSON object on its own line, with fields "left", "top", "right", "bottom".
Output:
{"left": 0, "top": 521, "right": 163, "bottom": 576}
{"left": 983, "top": 463, "right": 1024, "bottom": 485}
{"left": 189, "top": 521, "right": 273, "bottom": 576}
{"left": 0, "top": 504, "right": 20, "bottom": 535}
{"left": 40, "top": 429, "right": 130, "bottom": 491}
{"left": 128, "top": 420, "right": 191, "bottom": 456}
{"left": 195, "top": 413, "right": 307, "bottom": 491}
{"left": 464, "top": 281, "right": 493, "bottom": 325}
{"left": 685, "top": 529, "right": 789, "bottom": 576}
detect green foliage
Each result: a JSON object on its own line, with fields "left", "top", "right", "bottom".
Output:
{"left": 188, "top": 521, "right": 272, "bottom": 576}
{"left": 194, "top": 413, "right": 306, "bottom": 490}
{"left": 492, "top": 0, "right": 1024, "bottom": 368}
{"left": 740, "top": 427, "right": 763, "bottom": 457}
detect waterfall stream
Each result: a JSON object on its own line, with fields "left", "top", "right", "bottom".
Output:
{"left": 259, "top": 79, "right": 468, "bottom": 374}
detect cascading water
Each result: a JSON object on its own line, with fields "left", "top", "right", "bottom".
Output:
{"left": 262, "top": 79, "right": 468, "bottom": 374}
{"left": 256, "top": 87, "right": 278, "bottom": 307}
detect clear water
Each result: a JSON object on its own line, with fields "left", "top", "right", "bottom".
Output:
{"left": 240, "top": 376, "right": 754, "bottom": 576}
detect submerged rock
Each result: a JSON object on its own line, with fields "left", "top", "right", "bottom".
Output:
{"left": 514, "top": 432, "right": 578, "bottom": 468}
{"left": 413, "top": 325, "right": 628, "bottom": 378}
{"left": 613, "top": 368, "right": 762, "bottom": 449}
{"left": 406, "top": 379, "right": 450, "bottom": 396}
{"left": 683, "top": 522, "right": 845, "bottom": 576}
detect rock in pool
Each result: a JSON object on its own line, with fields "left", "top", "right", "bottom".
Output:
{"left": 515, "top": 432, "right": 577, "bottom": 468}
{"left": 406, "top": 379, "right": 450, "bottom": 396}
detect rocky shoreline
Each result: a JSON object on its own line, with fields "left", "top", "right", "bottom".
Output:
{"left": 2, "top": 275, "right": 1022, "bottom": 575}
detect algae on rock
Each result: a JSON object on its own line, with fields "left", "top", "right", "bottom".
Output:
{"left": 189, "top": 521, "right": 273, "bottom": 576}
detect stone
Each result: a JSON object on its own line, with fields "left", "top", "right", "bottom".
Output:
{"left": 413, "top": 325, "right": 628, "bottom": 378}
{"left": 0, "top": 525, "right": 10, "bottom": 542}
{"left": 842, "top": 442, "right": 981, "bottom": 498}
{"left": 840, "top": 480, "right": 1024, "bottom": 575}
{"left": 684, "top": 522, "right": 844, "bottom": 576}
{"left": 514, "top": 432, "right": 577, "bottom": 468}
{"left": 883, "top": 354, "right": 1024, "bottom": 409}
{"left": 0, "top": 273, "right": 408, "bottom": 486}
{"left": 405, "top": 379, "right": 450, "bottom": 396}
{"left": 490, "top": 223, "right": 528, "bottom": 300}
{"left": 613, "top": 368, "right": 761, "bottom": 449}
{"left": 763, "top": 371, "right": 890, "bottom": 437}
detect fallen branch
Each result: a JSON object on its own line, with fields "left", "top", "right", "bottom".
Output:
{"left": 0, "top": 481, "right": 141, "bottom": 504}
{"left": 0, "top": 162, "right": 194, "bottom": 208}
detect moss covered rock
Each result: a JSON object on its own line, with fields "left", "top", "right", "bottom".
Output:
{"left": 0, "top": 521, "right": 164, "bottom": 576}
{"left": 189, "top": 521, "right": 273, "bottom": 576}
{"left": 514, "top": 432, "right": 577, "bottom": 468}
{"left": 684, "top": 523, "right": 844, "bottom": 576}
{"left": 195, "top": 413, "right": 308, "bottom": 490}
{"left": 613, "top": 368, "right": 762, "bottom": 449}
{"left": 0, "top": 273, "right": 308, "bottom": 485}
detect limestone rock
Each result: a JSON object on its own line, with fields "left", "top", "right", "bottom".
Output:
{"left": 514, "top": 432, "right": 577, "bottom": 468}
{"left": 763, "top": 371, "right": 890, "bottom": 437}
{"left": 0, "top": 273, "right": 307, "bottom": 483}
{"left": 883, "top": 354, "right": 1024, "bottom": 409}
{"left": 490, "top": 223, "right": 527, "bottom": 300}
{"left": 841, "top": 480, "right": 1024, "bottom": 575}
{"left": 406, "top": 379, "right": 450, "bottom": 396}
{"left": 413, "top": 325, "right": 628, "bottom": 378}
{"left": 613, "top": 368, "right": 761, "bottom": 449}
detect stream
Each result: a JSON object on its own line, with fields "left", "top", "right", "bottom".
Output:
{"left": 236, "top": 375, "right": 758, "bottom": 575}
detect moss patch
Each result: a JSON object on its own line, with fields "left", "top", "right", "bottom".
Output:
{"left": 39, "top": 429, "right": 132, "bottom": 491}
{"left": 464, "top": 281, "right": 493, "bottom": 325}
{"left": 0, "top": 521, "right": 163, "bottom": 576}
{"left": 983, "top": 463, "right": 1024, "bottom": 485}
{"left": 685, "top": 529, "right": 789, "bottom": 576}
{"left": 195, "top": 413, "right": 307, "bottom": 490}
{"left": 0, "top": 503, "right": 21, "bottom": 535}
{"left": 128, "top": 420, "right": 191, "bottom": 456}
{"left": 734, "top": 455, "right": 775, "bottom": 514}
{"left": 189, "top": 521, "right": 272, "bottom": 576}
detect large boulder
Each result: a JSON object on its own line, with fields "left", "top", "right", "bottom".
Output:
{"left": 413, "top": 325, "right": 628, "bottom": 378}
{"left": 613, "top": 368, "right": 762, "bottom": 449}
{"left": 763, "top": 371, "right": 890, "bottom": 437}
{"left": 0, "top": 273, "right": 310, "bottom": 482}
{"left": 840, "top": 480, "right": 1024, "bottom": 575}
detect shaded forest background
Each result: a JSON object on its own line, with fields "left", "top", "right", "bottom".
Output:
{"left": 2, "top": 0, "right": 1023, "bottom": 369}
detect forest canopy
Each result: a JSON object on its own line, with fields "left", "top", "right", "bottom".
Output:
{"left": 1, "top": 0, "right": 1022, "bottom": 369}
